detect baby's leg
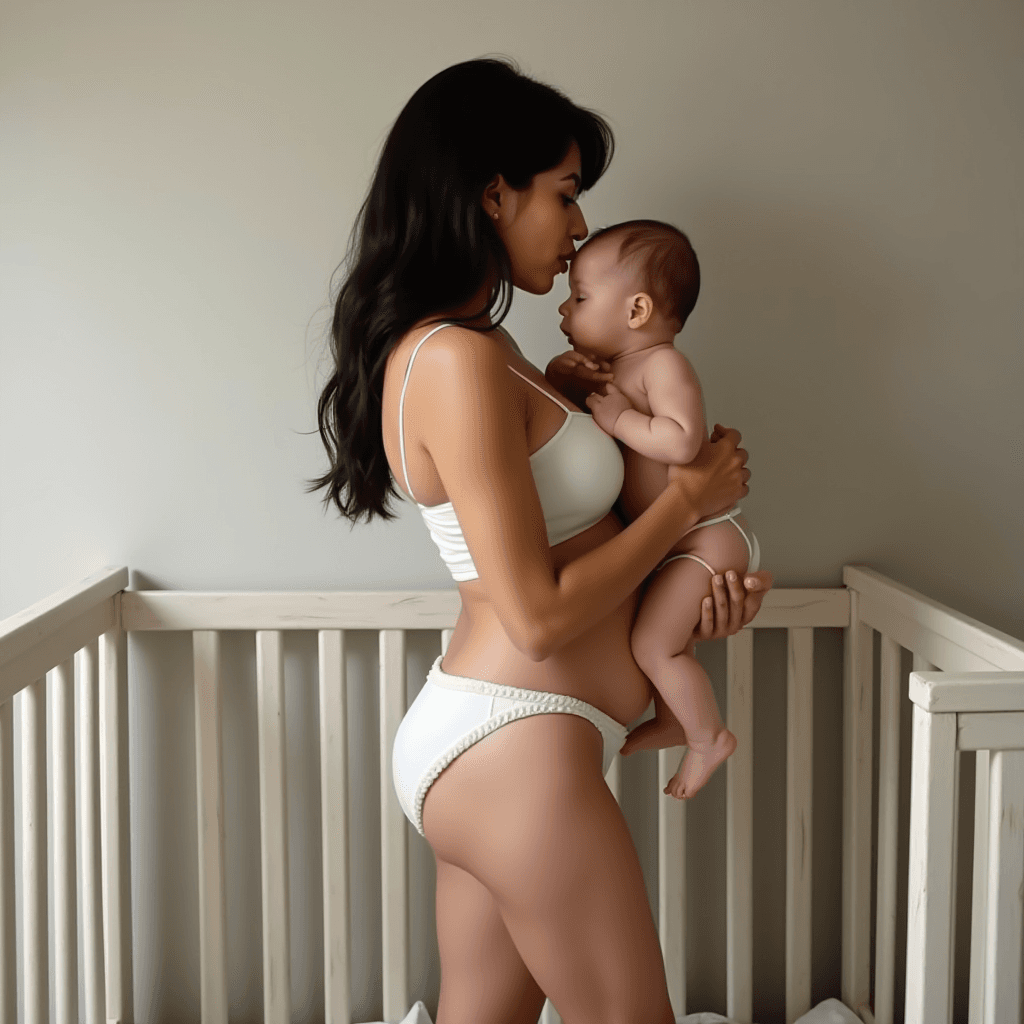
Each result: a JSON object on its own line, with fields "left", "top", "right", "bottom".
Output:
{"left": 630, "top": 558, "right": 736, "bottom": 799}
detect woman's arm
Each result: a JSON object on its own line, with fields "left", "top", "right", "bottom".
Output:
{"left": 416, "top": 329, "right": 749, "bottom": 661}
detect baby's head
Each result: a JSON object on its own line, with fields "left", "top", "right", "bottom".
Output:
{"left": 558, "top": 219, "right": 700, "bottom": 359}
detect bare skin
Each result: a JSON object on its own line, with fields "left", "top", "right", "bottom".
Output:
{"left": 550, "top": 232, "right": 757, "bottom": 800}
{"left": 381, "top": 143, "right": 773, "bottom": 1024}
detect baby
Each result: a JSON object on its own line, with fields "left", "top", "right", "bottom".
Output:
{"left": 545, "top": 220, "right": 761, "bottom": 800}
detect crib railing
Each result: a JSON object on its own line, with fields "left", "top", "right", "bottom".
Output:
{"left": 841, "top": 565, "right": 1024, "bottom": 1024}
{"left": 904, "top": 671, "right": 1024, "bottom": 1024}
{"left": 0, "top": 566, "right": 130, "bottom": 1024}
{"left": 2, "top": 565, "right": 1022, "bottom": 1024}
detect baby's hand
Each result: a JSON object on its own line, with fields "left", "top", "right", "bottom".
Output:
{"left": 585, "top": 381, "right": 633, "bottom": 436}
{"left": 547, "top": 349, "right": 615, "bottom": 389}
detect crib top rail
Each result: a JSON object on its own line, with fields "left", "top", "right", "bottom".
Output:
{"left": 0, "top": 565, "right": 128, "bottom": 705}
{"left": 844, "top": 564, "right": 1024, "bottom": 670}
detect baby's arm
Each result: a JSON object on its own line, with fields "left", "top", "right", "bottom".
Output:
{"left": 545, "top": 350, "right": 614, "bottom": 408}
{"left": 611, "top": 348, "right": 705, "bottom": 464}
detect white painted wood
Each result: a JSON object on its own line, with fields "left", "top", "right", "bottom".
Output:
{"left": 100, "top": 601, "right": 127, "bottom": 1024}
{"left": 53, "top": 657, "right": 78, "bottom": 1024}
{"left": 119, "top": 586, "right": 847, "bottom": 632}
{"left": 843, "top": 565, "right": 1024, "bottom": 671}
{"left": 957, "top": 711, "right": 1024, "bottom": 750}
{"left": 605, "top": 752, "right": 622, "bottom": 803}
{"left": 0, "top": 697, "right": 14, "bottom": 1024}
{"left": 380, "top": 629, "right": 409, "bottom": 1022}
{"left": 982, "top": 750, "right": 1024, "bottom": 1024}
{"left": 318, "top": 629, "right": 351, "bottom": 1024}
{"left": 21, "top": 677, "right": 48, "bottom": 1024}
{"left": 121, "top": 589, "right": 463, "bottom": 632}
{"left": 193, "top": 630, "right": 228, "bottom": 1024}
{"left": 1, "top": 599, "right": 116, "bottom": 706}
{"left": 909, "top": 671, "right": 1024, "bottom": 714}
{"left": 540, "top": 999, "right": 562, "bottom": 1024}
{"left": 873, "top": 635, "right": 901, "bottom": 1024}
{"left": 786, "top": 627, "right": 813, "bottom": 1024}
{"left": 842, "top": 596, "right": 873, "bottom": 1013}
{"left": 905, "top": 703, "right": 957, "bottom": 1024}
{"left": 969, "top": 749, "right": 991, "bottom": 1024}
{"left": 0, "top": 566, "right": 127, "bottom": 672}
{"left": 256, "top": 629, "right": 291, "bottom": 1024}
{"left": 658, "top": 747, "right": 687, "bottom": 1019}
{"left": 726, "top": 629, "right": 754, "bottom": 1023}
{"left": 730, "top": 587, "right": 849, "bottom": 628}
{"left": 79, "top": 640, "right": 104, "bottom": 1024}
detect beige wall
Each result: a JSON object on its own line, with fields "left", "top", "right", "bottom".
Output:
{"left": 1, "top": 2, "right": 1021, "bottom": 1022}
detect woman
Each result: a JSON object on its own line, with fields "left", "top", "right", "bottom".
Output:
{"left": 311, "top": 58, "right": 773, "bottom": 1024}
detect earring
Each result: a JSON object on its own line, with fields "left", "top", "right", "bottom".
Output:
{"left": 492, "top": 212, "right": 499, "bottom": 220}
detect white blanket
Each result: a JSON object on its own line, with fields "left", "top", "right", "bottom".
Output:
{"left": 365, "top": 995, "right": 862, "bottom": 1024}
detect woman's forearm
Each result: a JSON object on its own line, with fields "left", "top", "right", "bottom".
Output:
{"left": 533, "top": 482, "right": 700, "bottom": 660}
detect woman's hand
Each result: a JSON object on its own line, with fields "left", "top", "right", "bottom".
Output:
{"left": 666, "top": 423, "right": 750, "bottom": 520}
{"left": 692, "top": 569, "right": 774, "bottom": 642}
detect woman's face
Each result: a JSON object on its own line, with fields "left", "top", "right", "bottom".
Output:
{"left": 488, "top": 141, "right": 589, "bottom": 294}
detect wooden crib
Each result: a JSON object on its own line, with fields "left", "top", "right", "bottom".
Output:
{"left": 0, "top": 564, "right": 1021, "bottom": 1024}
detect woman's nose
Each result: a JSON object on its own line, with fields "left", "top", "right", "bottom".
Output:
{"left": 570, "top": 204, "right": 588, "bottom": 240}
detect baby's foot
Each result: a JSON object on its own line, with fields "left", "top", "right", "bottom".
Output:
{"left": 664, "top": 729, "right": 737, "bottom": 800}
{"left": 620, "top": 714, "right": 688, "bottom": 756}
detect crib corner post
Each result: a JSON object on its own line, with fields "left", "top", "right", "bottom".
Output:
{"left": 100, "top": 589, "right": 133, "bottom": 1024}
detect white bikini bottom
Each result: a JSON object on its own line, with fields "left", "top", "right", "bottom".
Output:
{"left": 392, "top": 655, "right": 628, "bottom": 837}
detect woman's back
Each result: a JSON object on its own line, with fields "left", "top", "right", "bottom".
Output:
{"left": 382, "top": 318, "right": 654, "bottom": 725}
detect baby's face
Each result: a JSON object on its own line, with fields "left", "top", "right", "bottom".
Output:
{"left": 557, "top": 236, "right": 641, "bottom": 359}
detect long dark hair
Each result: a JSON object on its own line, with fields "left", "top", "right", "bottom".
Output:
{"left": 307, "top": 57, "right": 614, "bottom": 524}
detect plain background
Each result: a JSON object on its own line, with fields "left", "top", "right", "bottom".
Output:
{"left": 1, "top": 2, "right": 1021, "bottom": 1022}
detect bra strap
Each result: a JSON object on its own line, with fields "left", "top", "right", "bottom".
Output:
{"left": 398, "top": 323, "right": 456, "bottom": 503}
{"left": 506, "top": 364, "right": 572, "bottom": 412}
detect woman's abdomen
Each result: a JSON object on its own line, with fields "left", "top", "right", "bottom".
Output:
{"left": 443, "top": 512, "right": 653, "bottom": 727}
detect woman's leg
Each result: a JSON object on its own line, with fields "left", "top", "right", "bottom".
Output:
{"left": 433, "top": 855, "right": 546, "bottom": 1024}
{"left": 424, "top": 714, "right": 676, "bottom": 1024}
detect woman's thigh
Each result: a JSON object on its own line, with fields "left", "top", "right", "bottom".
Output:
{"left": 434, "top": 856, "right": 546, "bottom": 1024}
{"left": 424, "top": 713, "right": 675, "bottom": 1024}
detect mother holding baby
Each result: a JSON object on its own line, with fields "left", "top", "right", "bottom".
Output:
{"left": 311, "top": 58, "right": 773, "bottom": 1024}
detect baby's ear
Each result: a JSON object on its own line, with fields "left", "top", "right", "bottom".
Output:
{"left": 627, "top": 293, "right": 655, "bottom": 328}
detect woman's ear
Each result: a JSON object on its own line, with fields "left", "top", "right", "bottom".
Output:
{"left": 481, "top": 174, "right": 506, "bottom": 221}
{"left": 481, "top": 173, "right": 518, "bottom": 225}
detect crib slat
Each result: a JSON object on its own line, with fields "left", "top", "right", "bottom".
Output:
{"left": 318, "top": 630, "right": 351, "bottom": 1024}
{"left": 194, "top": 631, "right": 228, "bottom": 1024}
{"left": 380, "top": 629, "right": 409, "bottom": 1021}
{"left": 842, "top": 599, "right": 872, "bottom": 1014}
{"left": 100, "top": 608, "right": 127, "bottom": 1024}
{"left": 0, "top": 697, "right": 13, "bottom": 1024}
{"left": 969, "top": 749, "right": 990, "bottom": 1024}
{"left": 540, "top": 999, "right": 562, "bottom": 1024}
{"left": 785, "top": 627, "right": 813, "bottom": 1024}
{"left": 725, "top": 629, "right": 754, "bottom": 1023}
{"left": 53, "top": 657, "right": 78, "bottom": 1024}
{"left": 905, "top": 703, "right": 957, "bottom": 1024}
{"left": 983, "top": 750, "right": 1024, "bottom": 1024}
{"left": 256, "top": 629, "right": 291, "bottom": 1024}
{"left": 80, "top": 641, "right": 105, "bottom": 1024}
{"left": 605, "top": 752, "right": 622, "bottom": 803}
{"left": 22, "top": 676, "right": 48, "bottom": 1024}
{"left": 658, "top": 747, "right": 686, "bottom": 1018}
{"left": 874, "top": 635, "right": 901, "bottom": 1024}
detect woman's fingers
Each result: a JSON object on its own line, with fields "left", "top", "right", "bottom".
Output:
{"left": 740, "top": 570, "right": 773, "bottom": 627}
